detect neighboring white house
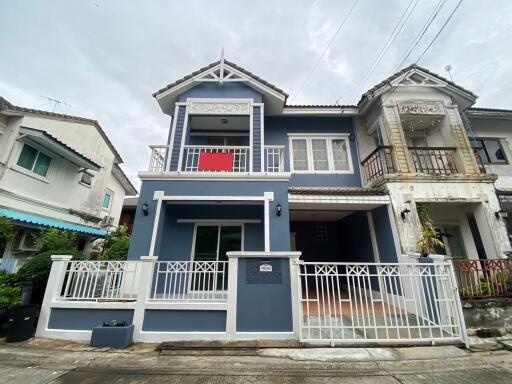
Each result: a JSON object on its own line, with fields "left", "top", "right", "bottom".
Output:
{"left": 0, "top": 96, "right": 137, "bottom": 271}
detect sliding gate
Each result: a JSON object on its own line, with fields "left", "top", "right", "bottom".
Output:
{"left": 298, "top": 261, "right": 468, "bottom": 345}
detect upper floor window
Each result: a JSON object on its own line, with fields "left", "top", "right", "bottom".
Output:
{"left": 16, "top": 144, "right": 51, "bottom": 177}
{"left": 471, "top": 138, "right": 508, "bottom": 164}
{"left": 80, "top": 171, "right": 93, "bottom": 187}
{"left": 207, "top": 136, "right": 244, "bottom": 146}
{"left": 102, "top": 190, "right": 113, "bottom": 210}
{"left": 289, "top": 135, "right": 352, "bottom": 173}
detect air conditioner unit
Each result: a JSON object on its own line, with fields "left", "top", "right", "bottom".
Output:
{"left": 11, "top": 231, "right": 41, "bottom": 252}
{"left": 100, "top": 216, "right": 115, "bottom": 227}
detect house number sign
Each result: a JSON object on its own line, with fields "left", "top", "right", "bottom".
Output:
{"left": 246, "top": 259, "right": 282, "bottom": 284}
{"left": 259, "top": 263, "right": 272, "bottom": 272}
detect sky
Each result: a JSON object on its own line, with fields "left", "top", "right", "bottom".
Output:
{"left": 1, "top": 0, "right": 511, "bottom": 190}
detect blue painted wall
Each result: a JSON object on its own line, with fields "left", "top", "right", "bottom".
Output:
{"left": 142, "top": 310, "right": 226, "bottom": 332}
{"left": 264, "top": 116, "right": 362, "bottom": 187}
{"left": 178, "top": 82, "right": 262, "bottom": 102}
{"left": 371, "top": 205, "right": 399, "bottom": 263}
{"left": 128, "top": 180, "right": 290, "bottom": 260}
{"left": 48, "top": 309, "right": 134, "bottom": 330}
{"left": 169, "top": 105, "right": 186, "bottom": 171}
{"left": 236, "top": 257, "right": 293, "bottom": 332}
{"left": 252, "top": 106, "right": 262, "bottom": 172}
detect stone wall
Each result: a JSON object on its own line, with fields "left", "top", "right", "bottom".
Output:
{"left": 462, "top": 298, "right": 512, "bottom": 330}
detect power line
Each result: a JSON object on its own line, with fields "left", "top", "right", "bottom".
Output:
{"left": 290, "top": 0, "right": 360, "bottom": 101}
{"left": 346, "top": 0, "right": 420, "bottom": 104}
{"left": 388, "top": 0, "right": 448, "bottom": 76}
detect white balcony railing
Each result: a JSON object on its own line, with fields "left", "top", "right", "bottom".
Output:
{"left": 150, "top": 261, "right": 228, "bottom": 302}
{"left": 264, "top": 145, "right": 285, "bottom": 172}
{"left": 182, "top": 145, "right": 249, "bottom": 172}
{"left": 148, "top": 145, "right": 169, "bottom": 172}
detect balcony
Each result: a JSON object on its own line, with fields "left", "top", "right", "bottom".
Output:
{"left": 409, "top": 147, "right": 458, "bottom": 175}
{"left": 147, "top": 145, "right": 285, "bottom": 173}
{"left": 361, "top": 146, "right": 396, "bottom": 184}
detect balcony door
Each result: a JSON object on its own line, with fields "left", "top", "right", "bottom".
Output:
{"left": 191, "top": 225, "right": 242, "bottom": 291}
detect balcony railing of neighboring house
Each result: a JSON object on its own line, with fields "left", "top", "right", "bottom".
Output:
{"left": 264, "top": 145, "right": 285, "bottom": 173}
{"left": 149, "top": 145, "right": 169, "bottom": 172}
{"left": 472, "top": 148, "right": 487, "bottom": 174}
{"left": 453, "top": 258, "right": 512, "bottom": 299}
{"left": 150, "top": 261, "right": 228, "bottom": 302}
{"left": 182, "top": 145, "right": 250, "bottom": 173}
{"left": 361, "top": 146, "right": 396, "bottom": 185}
{"left": 0, "top": 258, "right": 18, "bottom": 274}
{"left": 58, "top": 260, "right": 140, "bottom": 301}
{"left": 409, "top": 147, "right": 458, "bottom": 175}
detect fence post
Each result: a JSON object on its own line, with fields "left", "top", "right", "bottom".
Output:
{"left": 226, "top": 256, "right": 239, "bottom": 339}
{"left": 35, "top": 255, "right": 73, "bottom": 338}
{"left": 446, "top": 260, "right": 470, "bottom": 348}
{"left": 132, "top": 256, "right": 157, "bottom": 341}
{"left": 289, "top": 256, "right": 301, "bottom": 339}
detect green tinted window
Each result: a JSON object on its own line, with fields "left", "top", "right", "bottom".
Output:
{"left": 17, "top": 144, "right": 38, "bottom": 170}
{"left": 102, "top": 193, "right": 111, "bottom": 209}
{"left": 33, "top": 152, "right": 51, "bottom": 177}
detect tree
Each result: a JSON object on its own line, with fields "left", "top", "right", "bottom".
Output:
{"left": 0, "top": 217, "right": 14, "bottom": 251}
{"left": 416, "top": 203, "right": 444, "bottom": 256}
{"left": 100, "top": 226, "right": 130, "bottom": 261}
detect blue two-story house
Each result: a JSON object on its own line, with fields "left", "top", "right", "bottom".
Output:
{"left": 37, "top": 59, "right": 467, "bottom": 346}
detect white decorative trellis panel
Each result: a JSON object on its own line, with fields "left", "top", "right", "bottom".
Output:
{"left": 298, "top": 261, "right": 467, "bottom": 345}
{"left": 150, "top": 261, "right": 228, "bottom": 302}
{"left": 60, "top": 261, "right": 141, "bottom": 301}
{"left": 148, "top": 145, "right": 169, "bottom": 172}
{"left": 264, "top": 145, "right": 285, "bottom": 172}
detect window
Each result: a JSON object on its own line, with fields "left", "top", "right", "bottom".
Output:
{"left": 471, "top": 138, "right": 507, "bottom": 164}
{"left": 16, "top": 144, "right": 51, "bottom": 177}
{"left": 290, "top": 135, "right": 352, "bottom": 173}
{"left": 315, "top": 222, "right": 328, "bottom": 241}
{"left": 102, "top": 191, "right": 112, "bottom": 209}
{"left": 207, "top": 136, "right": 244, "bottom": 146}
{"left": 80, "top": 172, "right": 93, "bottom": 186}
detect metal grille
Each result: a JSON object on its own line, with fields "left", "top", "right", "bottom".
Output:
{"left": 298, "top": 261, "right": 466, "bottom": 344}
{"left": 473, "top": 148, "right": 487, "bottom": 174}
{"left": 453, "top": 259, "right": 512, "bottom": 299}
{"left": 361, "top": 146, "right": 395, "bottom": 184}
{"left": 60, "top": 261, "right": 140, "bottom": 301}
{"left": 151, "top": 261, "right": 228, "bottom": 302}
{"left": 148, "top": 145, "right": 169, "bottom": 172}
{"left": 182, "top": 146, "right": 249, "bottom": 172}
{"left": 409, "top": 147, "right": 458, "bottom": 174}
{"left": 264, "top": 145, "right": 285, "bottom": 172}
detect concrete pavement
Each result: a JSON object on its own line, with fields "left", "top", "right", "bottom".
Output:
{"left": 0, "top": 338, "right": 511, "bottom": 383}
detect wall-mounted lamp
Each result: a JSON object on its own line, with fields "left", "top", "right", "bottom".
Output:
{"left": 349, "top": 133, "right": 355, "bottom": 141}
{"left": 495, "top": 210, "right": 508, "bottom": 219}
{"left": 276, "top": 203, "right": 282, "bottom": 217}
{"left": 142, "top": 202, "right": 149, "bottom": 216}
{"left": 400, "top": 208, "right": 411, "bottom": 222}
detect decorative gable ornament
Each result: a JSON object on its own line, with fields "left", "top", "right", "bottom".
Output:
{"left": 397, "top": 101, "right": 445, "bottom": 115}
{"left": 392, "top": 69, "right": 447, "bottom": 88}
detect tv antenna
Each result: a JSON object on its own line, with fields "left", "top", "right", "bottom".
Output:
{"left": 41, "top": 96, "right": 71, "bottom": 113}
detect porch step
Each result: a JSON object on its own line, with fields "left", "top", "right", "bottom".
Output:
{"left": 157, "top": 340, "right": 301, "bottom": 355}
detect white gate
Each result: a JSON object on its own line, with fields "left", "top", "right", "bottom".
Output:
{"left": 298, "top": 261, "right": 468, "bottom": 345}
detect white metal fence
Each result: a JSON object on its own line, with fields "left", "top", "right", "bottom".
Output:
{"left": 148, "top": 145, "right": 169, "bottom": 172}
{"left": 150, "top": 261, "right": 228, "bottom": 302}
{"left": 264, "top": 145, "right": 285, "bottom": 172}
{"left": 60, "top": 261, "right": 140, "bottom": 301}
{"left": 182, "top": 145, "right": 249, "bottom": 172}
{"left": 298, "top": 261, "right": 467, "bottom": 344}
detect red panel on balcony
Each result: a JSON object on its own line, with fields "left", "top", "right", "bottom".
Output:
{"left": 198, "top": 152, "right": 233, "bottom": 171}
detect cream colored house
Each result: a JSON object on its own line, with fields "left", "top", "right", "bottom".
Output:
{"left": 355, "top": 65, "right": 511, "bottom": 262}
{"left": 0, "top": 96, "right": 137, "bottom": 271}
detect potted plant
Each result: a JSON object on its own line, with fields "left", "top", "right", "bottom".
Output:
{"left": 416, "top": 203, "right": 444, "bottom": 257}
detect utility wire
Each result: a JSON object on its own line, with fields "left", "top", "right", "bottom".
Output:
{"left": 346, "top": 0, "right": 420, "bottom": 104}
{"left": 290, "top": 0, "right": 360, "bottom": 101}
{"left": 388, "top": 0, "right": 448, "bottom": 76}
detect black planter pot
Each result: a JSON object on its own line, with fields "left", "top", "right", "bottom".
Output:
{"left": 6, "top": 304, "right": 36, "bottom": 342}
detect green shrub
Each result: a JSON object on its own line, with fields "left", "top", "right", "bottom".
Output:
{"left": 0, "top": 217, "right": 14, "bottom": 250}
{"left": 38, "top": 228, "right": 77, "bottom": 252}
{"left": 0, "top": 286, "right": 21, "bottom": 308}
{"left": 100, "top": 226, "right": 130, "bottom": 261}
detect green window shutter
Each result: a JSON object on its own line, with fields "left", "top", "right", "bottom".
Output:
{"left": 102, "top": 193, "right": 111, "bottom": 209}
{"left": 17, "top": 144, "right": 38, "bottom": 170}
{"left": 33, "top": 152, "right": 51, "bottom": 177}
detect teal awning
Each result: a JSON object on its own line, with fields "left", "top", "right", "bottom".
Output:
{"left": 0, "top": 208, "right": 107, "bottom": 237}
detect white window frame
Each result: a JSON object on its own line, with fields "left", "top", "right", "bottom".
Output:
{"left": 13, "top": 143, "right": 53, "bottom": 182}
{"left": 288, "top": 133, "right": 353, "bottom": 174}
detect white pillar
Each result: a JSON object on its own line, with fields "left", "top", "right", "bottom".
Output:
{"left": 132, "top": 256, "right": 157, "bottom": 341}
{"left": 35, "top": 255, "right": 73, "bottom": 338}
{"left": 289, "top": 255, "right": 301, "bottom": 338}
{"left": 263, "top": 192, "right": 274, "bottom": 253}
{"left": 148, "top": 191, "right": 164, "bottom": 257}
{"left": 225, "top": 256, "right": 239, "bottom": 339}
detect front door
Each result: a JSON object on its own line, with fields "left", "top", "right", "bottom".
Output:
{"left": 192, "top": 225, "right": 242, "bottom": 290}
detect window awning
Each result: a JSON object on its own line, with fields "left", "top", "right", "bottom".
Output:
{"left": 19, "top": 127, "right": 101, "bottom": 171}
{"left": 0, "top": 208, "right": 107, "bottom": 236}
